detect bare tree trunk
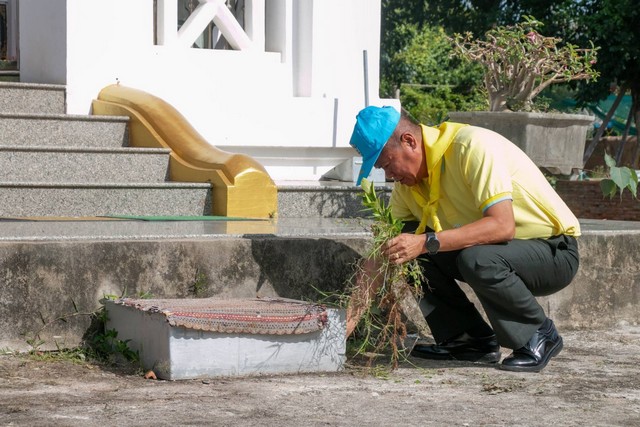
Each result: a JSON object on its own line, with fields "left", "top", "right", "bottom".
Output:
{"left": 583, "top": 84, "right": 629, "bottom": 165}
{"left": 615, "top": 107, "right": 635, "bottom": 165}
{"left": 631, "top": 90, "right": 640, "bottom": 169}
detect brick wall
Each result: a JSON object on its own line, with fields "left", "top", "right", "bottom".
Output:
{"left": 555, "top": 180, "right": 640, "bottom": 221}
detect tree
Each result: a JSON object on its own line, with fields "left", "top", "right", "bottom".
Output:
{"left": 451, "top": 17, "right": 598, "bottom": 112}
{"left": 419, "top": 0, "right": 503, "bottom": 36}
{"left": 379, "top": 1, "right": 485, "bottom": 124}
{"left": 577, "top": 0, "right": 640, "bottom": 166}
{"left": 500, "top": 0, "right": 581, "bottom": 39}
{"left": 379, "top": 0, "right": 428, "bottom": 97}
{"left": 379, "top": 0, "right": 638, "bottom": 132}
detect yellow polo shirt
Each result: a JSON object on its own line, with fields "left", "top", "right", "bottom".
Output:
{"left": 390, "top": 123, "right": 581, "bottom": 239}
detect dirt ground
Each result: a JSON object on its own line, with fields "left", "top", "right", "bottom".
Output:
{"left": 1, "top": 325, "right": 640, "bottom": 427}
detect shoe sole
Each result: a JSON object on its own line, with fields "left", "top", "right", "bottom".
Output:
{"left": 452, "top": 351, "right": 502, "bottom": 363}
{"left": 498, "top": 337, "right": 563, "bottom": 373}
{"left": 411, "top": 350, "right": 502, "bottom": 364}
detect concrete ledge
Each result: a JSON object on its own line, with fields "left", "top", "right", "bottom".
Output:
{"left": 459, "top": 220, "right": 640, "bottom": 330}
{"left": 0, "top": 218, "right": 638, "bottom": 351}
{"left": 544, "top": 227, "right": 640, "bottom": 328}
{"left": 0, "top": 226, "right": 368, "bottom": 351}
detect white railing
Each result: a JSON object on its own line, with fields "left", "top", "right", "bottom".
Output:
{"left": 156, "top": 0, "right": 265, "bottom": 51}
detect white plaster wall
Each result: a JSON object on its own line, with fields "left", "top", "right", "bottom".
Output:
{"left": 289, "top": 0, "right": 395, "bottom": 149}
{"left": 326, "top": 0, "right": 384, "bottom": 105}
{"left": 64, "top": 0, "right": 153, "bottom": 115}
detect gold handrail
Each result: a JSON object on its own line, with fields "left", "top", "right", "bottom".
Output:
{"left": 92, "top": 84, "right": 277, "bottom": 218}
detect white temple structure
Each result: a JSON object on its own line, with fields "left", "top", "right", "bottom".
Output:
{"left": 8, "top": 0, "right": 397, "bottom": 181}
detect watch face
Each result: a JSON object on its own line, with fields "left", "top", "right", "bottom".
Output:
{"left": 427, "top": 234, "right": 440, "bottom": 254}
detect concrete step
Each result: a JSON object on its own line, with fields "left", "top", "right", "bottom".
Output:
{"left": 0, "top": 146, "right": 171, "bottom": 183}
{"left": 0, "top": 82, "right": 66, "bottom": 114}
{"left": 276, "top": 181, "right": 392, "bottom": 218}
{"left": 0, "top": 218, "right": 637, "bottom": 352}
{"left": 0, "top": 113, "right": 129, "bottom": 147}
{"left": 0, "top": 182, "right": 212, "bottom": 217}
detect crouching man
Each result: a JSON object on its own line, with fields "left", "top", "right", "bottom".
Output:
{"left": 348, "top": 106, "right": 580, "bottom": 372}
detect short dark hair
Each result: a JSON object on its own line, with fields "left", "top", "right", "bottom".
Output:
{"left": 401, "top": 108, "right": 420, "bottom": 125}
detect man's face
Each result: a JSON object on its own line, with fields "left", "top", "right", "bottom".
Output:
{"left": 374, "top": 135, "right": 423, "bottom": 186}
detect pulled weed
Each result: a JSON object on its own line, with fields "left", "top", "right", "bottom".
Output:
{"left": 346, "top": 179, "right": 427, "bottom": 369}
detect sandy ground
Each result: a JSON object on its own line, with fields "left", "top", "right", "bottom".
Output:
{"left": 1, "top": 325, "right": 640, "bottom": 427}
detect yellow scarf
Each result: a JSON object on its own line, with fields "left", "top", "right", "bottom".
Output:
{"left": 413, "top": 122, "right": 468, "bottom": 234}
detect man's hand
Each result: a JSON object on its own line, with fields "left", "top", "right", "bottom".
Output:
{"left": 381, "top": 200, "right": 516, "bottom": 265}
{"left": 383, "top": 233, "right": 427, "bottom": 265}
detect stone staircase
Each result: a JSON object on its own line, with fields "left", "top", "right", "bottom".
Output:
{"left": 0, "top": 82, "right": 212, "bottom": 217}
{"left": 0, "top": 81, "right": 373, "bottom": 218}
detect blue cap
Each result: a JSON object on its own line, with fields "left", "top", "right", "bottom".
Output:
{"left": 349, "top": 106, "right": 400, "bottom": 185}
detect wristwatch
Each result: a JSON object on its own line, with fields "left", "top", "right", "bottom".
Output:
{"left": 425, "top": 232, "right": 440, "bottom": 255}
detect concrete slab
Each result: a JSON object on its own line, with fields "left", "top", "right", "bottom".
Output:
{"left": 0, "top": 217, "right": 637, "bottom": 242}
{"left": 579, "top": 218, "right": 640, "bottom": 234}
{"left": 105, "top": 299, "right": 346, "bottom": 380}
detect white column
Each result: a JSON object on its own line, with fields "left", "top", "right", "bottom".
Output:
{"left": 292, "top": 0, "right": 312, "bottom": 97}
{"left": 245, "top": 0, "right": 265, "bottom": 51}
{"left": 156, "top": 0, "right": 178, "bottom": 45}
{"left": 265, "top": 0, "right": 292, "bottom": 63}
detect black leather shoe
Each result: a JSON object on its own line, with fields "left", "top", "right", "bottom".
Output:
{"left": 499, "top": 318, "right": 563, "bottom": 373}
{"left": 411, "top": 332, "right": 501, "bottom": 363}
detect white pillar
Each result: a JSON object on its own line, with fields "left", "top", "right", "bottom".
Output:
{"left": 156, "top": 0, "right": 178, "bottom": 45}
{"left": 245, "top": 0, "right": 265, "bottom": 51}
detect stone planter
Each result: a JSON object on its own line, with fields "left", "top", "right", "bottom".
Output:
{"left": 448, "top": 111, "right": 594, "bottom": 175}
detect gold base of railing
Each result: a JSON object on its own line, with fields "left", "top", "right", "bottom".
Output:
{"left": 92, "top": 84, "right": 277, "bottom": 218}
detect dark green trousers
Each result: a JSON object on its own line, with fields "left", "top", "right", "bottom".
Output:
{"left": 409, "top": 224, "right": 580, "bottom": 349}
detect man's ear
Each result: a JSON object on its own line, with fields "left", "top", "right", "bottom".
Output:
{"left": 401, "top": 132, "right": 418, "bottom": 149}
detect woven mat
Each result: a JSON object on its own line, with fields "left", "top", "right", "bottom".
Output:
{"left": 115, "top": 297, "right": 328, "bottom": 335}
